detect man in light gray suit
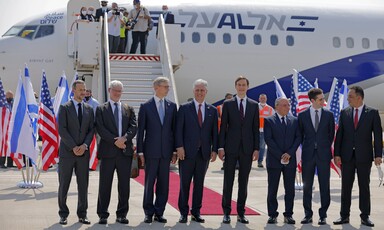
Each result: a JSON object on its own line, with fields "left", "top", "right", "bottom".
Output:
{"left": 57, "top": 80, "right": 95, "bottom": 225}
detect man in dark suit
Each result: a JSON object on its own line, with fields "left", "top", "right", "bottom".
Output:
{"left": 57, "top": 80, "right": 94, "bottom": 225}
{"left": 264, "top": 97, "right": 301, "bottom": 225}
{"left": 137, "top": 76, "right": 177, "bottom": 224}
{"left": 176, "top": 79, "right": 218, "bottom": 224}
{"left": 218, "top": 76, "right": 259, "bottom": 224}
{"left": 156, "top": 5, "right": 175, "bottom": 37}
{"left": 298, "top": 88, "right": 335, "bottom": 225}
{"left": 96, "top": 80, "right": 137, "bottom": 225}
{"left": 95, "top": 0, "right": 109, "bottom": 22}
{"left": 333, "top": 86, "right": 382, "bottom": 227}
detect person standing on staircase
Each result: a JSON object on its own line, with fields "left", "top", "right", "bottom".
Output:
{"left": 129, "top": 0, "right": 151, "bottom": 54}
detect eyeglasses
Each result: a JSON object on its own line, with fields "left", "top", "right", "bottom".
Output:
{"left": 159, "top": 85, "right": 170, "bottom": 89}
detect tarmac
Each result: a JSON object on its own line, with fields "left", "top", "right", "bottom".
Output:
{"left": 1, "top": 157, "right": 383, "bottom": 230}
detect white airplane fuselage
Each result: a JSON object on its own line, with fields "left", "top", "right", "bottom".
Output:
{"left": 1, "top": 1, "right": 384, "bottom": 109}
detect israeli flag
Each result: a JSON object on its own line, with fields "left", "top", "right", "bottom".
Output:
{"left": 339, "top": 79, "right": 348, "bottom": 109}
{"left": 8, "top": 74, "right": 38, "bottom": 162}
{"left": 53, "top": 72, "right": 69, "bottom": 117}
{"left": 23, "top": 66, "right": 39, "bottom": 141}
{"left": 273, "top": 76, "right": 287, "bottom": 98}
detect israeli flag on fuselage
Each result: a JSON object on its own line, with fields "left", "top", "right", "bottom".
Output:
{"left": 53, "top": 72, "right": 69, "bottom": 118}
{"left": 8, "top": 74, "right": 37, "bottom": 162}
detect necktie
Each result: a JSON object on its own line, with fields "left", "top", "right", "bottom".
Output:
{"left": 239, "top": 99, "right": 244, "bottom": 121}
{"left": 114, "top": 102, "right": 119, "bottom": 129}
{"left": 281, "top": 116, "right": 287, "bottom": 130}
{"left": 77, "top": 103, "right": 82, "bottom": 125}
{"left": 198, "top": 104, "right": 203, "bottom": 127}
{"left": 159, "top": 99, "right": 164, "bottom": 125}
{"left": 354, "top": 108, "right": 359, "bottom": 129}
{"left": 315, "top": 110, "right": 319, "bottom": 131}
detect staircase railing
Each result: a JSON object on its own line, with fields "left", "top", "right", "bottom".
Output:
{"left": 99, "top": 12, "right": 111, "bottom": 103}
{"left": 157, "top": 15, "right": 179, "bottom": 106}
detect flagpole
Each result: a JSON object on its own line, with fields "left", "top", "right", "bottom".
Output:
{"left": 34, "top": 154, "right": 43, "bottom": 184}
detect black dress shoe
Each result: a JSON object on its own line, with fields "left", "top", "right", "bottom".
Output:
{"left": 301, "top": 216, "right": 313, "bottom": 224}
{"left": 284, "top": 216, "right": 296, "bottom": 224}
{"left": 318, "top": 217, "right": 326, "bottom": 225}
{"left": 78, "top": 217, "right": 91, "bottom": 224}
{"left": 154, "top": 215, "right": 167, "bottom": 223}
{"left": 98, "top": 218, "right": 107, "bottom": 225}
{"left": 144, "top": 215, "right": 153, "bottom": 223}
{"left": 223, "top": 215, "right": 231, "bottom": 224}
{"left": 267, "top": 217, "right": 277, "bottom": 224}
{"left": 237, "top": 215, "right": 249, "bottom": 224}
{"left": 179, "top": 215, "right": 188, "bottom": 223}
{"left": 59, "top": 217, "right": 67, "bottom": 225}
{"left": 361, "top": 218, "right": 374, "bottom": 227}
{"left": 116, "top": 217, "right": 129, "bottom": 224}
{"left": 191, "top": 215, "right": 205, "bottom": 223}
{"left": 333, "top": 217, "right": 349, "bottom": 225}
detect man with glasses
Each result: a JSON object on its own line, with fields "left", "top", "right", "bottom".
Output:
{"left": 137, "top": 76, "right": 177, "bottom": 224}
{"left": 298, "top": 88, "right": 335, "bottom": 225}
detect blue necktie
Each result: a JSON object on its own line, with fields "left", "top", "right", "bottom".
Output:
{"left": 159, "top": 99, "right": 164, "bottom": 125}
{"left": 114, "top": 102, "right": 119, "bottom": 129}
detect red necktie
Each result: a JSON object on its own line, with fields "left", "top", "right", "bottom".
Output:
{"left": 239, "top": 99, "right": 244, "bottom": 121}
{"left": 198, "top": 104, "right": 202, "bottom": 127}
{"left": 354, "top": 108, "right": 359, "bottom": 129}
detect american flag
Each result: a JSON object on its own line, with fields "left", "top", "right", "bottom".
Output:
{"left": 38, "top": 72, "right": 59, "bottom": 171}
{"left": 89, "top": 135, "right": 98, "bottom": 170}
{"left": 326, "top": 77, "right": 342, "bottom": 176}
{"left": 290, "top": 77, "right": 298, "bottom": 116}
{"left": 295, "top": 72, "right": 313, "bottom": 114}
{"left": 0, "top": 79, "right": 11, "bottom": 157}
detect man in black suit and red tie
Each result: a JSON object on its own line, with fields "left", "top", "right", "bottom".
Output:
{"left": 96, "top": 80, "right": 137, "bottom": 225}
{"left": 218, "top": 76, "right": 259, "bottom": 224}
{"left": 175, "top": 79, "right": 218, "bottom": 224}
{"left": 298, "top": 88, "right": 335, "bottom": 225}
{"left": 333, "top": 86, "right": 382, "bottom": 227}
{"left": 264, "top": 97, "right": 301, "bottom": 225}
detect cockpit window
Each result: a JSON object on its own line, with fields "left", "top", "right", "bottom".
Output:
{"left": 18, "top": 25, "right": 38, "bottom": 40}
{"left": 35, "top": 25, "right": 54, "bottom": 39}
{"left": 3, "top": 26, "right": 23, "bottom": 37}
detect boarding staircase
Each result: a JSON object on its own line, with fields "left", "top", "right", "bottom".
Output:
{"left": 109, "top": 54, "right": 164, "bottom": 114}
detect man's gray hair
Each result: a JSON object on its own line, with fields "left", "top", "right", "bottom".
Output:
{"left": 153, "top": 76, "right": 169, "bottom": 86}
{"left": 193, "top": 79, "right": 208, "bottom": 89}
{"left": 109, "top": 80, "right": 123, "bottom": 89}
{"left": 275, "top": 97, "right": 290, "bottom": 107}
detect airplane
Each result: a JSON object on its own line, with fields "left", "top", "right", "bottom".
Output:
{"left": 1, "top": 0, "right": 384, "bottom": 113}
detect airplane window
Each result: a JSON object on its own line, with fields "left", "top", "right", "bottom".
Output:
{"left": 346, "top": 37, "right": 354, "bottom": 48}
{"left": 270, "top": 35, "right": 278, "bottom": 46}
{"left": 192, "top": 32, "right": 200, "bottom": 43}
{"left": 377, "top": 39, "right": 384, "bottom": 49}
{"left": 3, "top": 26, "right": 23, "bottom": 37}
{"left": 207, "top": 33, "right": 216, "bottom": 44}
{"left": 362, "top": 38, "right": 370, "bottom": 49}
{"left": 181, "top": 32, "right": 185, "bottom": 43}
{"left": 238, "top": 34, "right": 246, "bottom": 45}
{"left": 333, "top": 37, "right": 341, "bottom": 48}
{"left": 286, "top": 35, "right": 294, "bottom": 46}
{"left": 253, "top": 34, "right": 262, "bottom": 45}
{"left": 17, "top": 25, "right": 38, "bottom": 40}
{"left": 35, "top": 25, "right": 54, "bottom": 39}
{"left": 223, "top": 33, "right": 231, "bottom": 44}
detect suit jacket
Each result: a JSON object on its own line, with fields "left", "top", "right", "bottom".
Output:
{"left": 58, "top": 101, "right": 95, "bottom": 158}
{"left": 334, "top": 105, "right": 383, "bottom": 163}
{"left": 164, "top": 12, "right": 175, "bottom": 24}
{"left": 175, "top": 101, "right": 218, "bottom": 160}
{"left": 219, "top": 97, "right": 259, "bottom": 155}
{"left": 95, "top": 8, "right": 110, "bottom": 22}
{"left": 298, "top": 108, "right": 335, "bottom": 162}
{"left": 137, "top": 97, "right": 177, "bottom": 159}
{"left": 264, "top": 113, "right": 301, "bottom": 168}
{"left": 95, "top": 102, "right": 137, "bottom": 158}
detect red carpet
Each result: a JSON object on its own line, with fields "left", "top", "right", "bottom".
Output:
{"left": 134, "top": 170, "right": 260, "bottom": 215}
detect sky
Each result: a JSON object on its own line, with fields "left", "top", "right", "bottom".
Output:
{"left": 1, "top": 0, "right": 383, "bottom": 35}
